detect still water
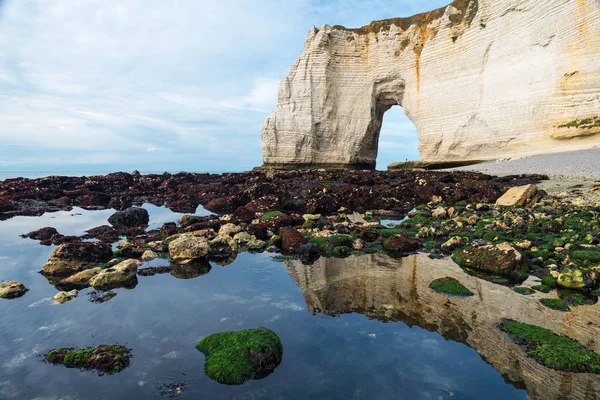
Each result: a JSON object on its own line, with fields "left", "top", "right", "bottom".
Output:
{"left": 0, "top": 204, "right": 596, "bottom": 399}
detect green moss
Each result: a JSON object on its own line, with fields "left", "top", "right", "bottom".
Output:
{"left": 429, "top": 277, "right": 474, "bottom": 297}
{"left": 570, "top": 250, "right": 600, "bottom": 264}
{"left": 514, "top": 287, "right": 535, "bottom": 295}
{"left": 499, "top": 319, "right": 600, "bottom": 373}
{"left": 363, "top": 247, "right": 379, "bottom": 254}
{"left": 196, "top": 327, "right": 283, "bottom": 385}
{"left": 301, "top": 220, "right": 316, "bottom": 229}
{"left": 532, "top": 284, "right": 552, "bottom": 293}
{"left": 379, "top": 227, "right": 403, "bottom": 237}
{"left": 45, "top": 345, "right": 131, "bottom": 374}
{"left": 541, "top": 275, "right": 557, "bottom": 288}
{"left": 112, "top": 249, "right": 123, "bottom": 258}
{"left": 540, "top": 298, "right": 570, "bottom": 312}
{"left": 308, "top": 235, "right": 353, "bottom": 255}
{"left": 261, "top": 211, "right": 284, "bottom": 222}
{"left": 558, "top": 116, "right": 600, "bottom": 129}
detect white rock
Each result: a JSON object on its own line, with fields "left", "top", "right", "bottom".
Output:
{"left": 262, "top": 0, "right": 600, "bottom": 167}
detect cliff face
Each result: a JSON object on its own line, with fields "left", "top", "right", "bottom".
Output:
{"left": 262, "top": 0, "right": 600, "bottom": 168}
{"left": 285, "top": 254, "right": 600, "bottom": 400}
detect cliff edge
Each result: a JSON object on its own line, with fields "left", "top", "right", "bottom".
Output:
{"left": 262, "top": 0, "right": 600, "bottom": 169}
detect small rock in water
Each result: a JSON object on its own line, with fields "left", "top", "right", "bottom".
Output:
{"left": 87, "top": 290, "right": 118, "bottom": 304}
{"left": 53, "top": 289, "right": 78, "bottom": 304}
{"left": 108, "top": 207, "right": 150, "bottom": 228}
{"left": 141, "top": 250, "right": 158, "bottom": 262}
{"left": 0, "top": 280, "right": 29, "bottom": 299}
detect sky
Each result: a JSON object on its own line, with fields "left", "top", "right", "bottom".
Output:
{"left": 0, "top": 0, "right": 449, "bottom": 174}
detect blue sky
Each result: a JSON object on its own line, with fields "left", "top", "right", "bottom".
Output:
{"left": 0, "top": 0, "right": 449, "bottom": 174}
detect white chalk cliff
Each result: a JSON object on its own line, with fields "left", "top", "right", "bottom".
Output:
{"left": 262, "top": 0, "right": 600, "bottom": 168}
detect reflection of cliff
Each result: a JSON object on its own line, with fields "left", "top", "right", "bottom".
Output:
{"left": 285, "top": 254, "right": 600, "bottom": 400}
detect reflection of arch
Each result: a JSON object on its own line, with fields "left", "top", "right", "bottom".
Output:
{"left": 285, "top": 254, "right": 600, "bottom": 400}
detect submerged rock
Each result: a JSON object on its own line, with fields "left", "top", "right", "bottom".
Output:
{"left": 196, "top": 327, "right": 283, "bottom": 385}
{"left": 53, "top": 289, "right": 78, "bottom": 304}
{"left": 108, "top": 207, "right": 149, "bottom": 228}
{"left": 45, "top": 344, "right": 132, "bottom": 375}
{"left": 0, "top": 280, "right": 28, "bottom": 299}
{"left": 171, "top": 259, "right": 211, "bottom": 279}
{"left": 89, "top": 259, "right": 140, "bottom": 290}
{"left": 41, "top": 242, "right": 113, "bottom": 276}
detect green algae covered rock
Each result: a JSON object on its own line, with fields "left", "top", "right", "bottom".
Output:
{"left": 556, "top": 268, "right": 597, "bottom": 290}
{"left": 452, "top": 243, "right": 527, "bottom": 278}
{"left": 540, "top": 298, "right": 570, "bottom": 312}
{"left": 196, "top": 327, "right": 283, "bottom": 385}
{"left": 45, "top": 345, "right": 131, "bottom": 375}
{"left": 499, "top": 319, "right": 600, "bottom": 373}
{"left": 429, "top": 277, "right": 474, "bottom": 297}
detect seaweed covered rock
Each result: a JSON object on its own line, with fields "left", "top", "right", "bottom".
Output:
{"left": 196, "top": 327, "right": 283, "bottom": 385}
{"left": 108, "top": 207, "right": 149, "bottom": 228}
{"left": 41, "top": 242, "right": 113, "bottom": 276}
{"left": 45, "top": 345, "right": 131, "bottom": 375}
{"left": 452, "top": 243, "right": 527, "bottom": 278}
{"left": 429, "top": 277, "right": 473, "bottom": 297}
{"left": 498, "top": 319, "right": 600, "bottom": 373}
{"left": 383, "top": 233, "right": 421, "bottom": 254}
{"left": 308, "top": 234, "right": 353, "bottom": 257}
{"left": 169, "top": 235, "right": 210, "bottom": 264}
{"left": 280, "top": 227, "right": 306, "bottom": 252}
{"left": 0, "top": 280, "right": 28, "bottom": 299}
{"left": 557, "top": 267, "right": 598, "bottom": 290}
{"left": 89, "top": 259, "right": 139, "bottom": 290}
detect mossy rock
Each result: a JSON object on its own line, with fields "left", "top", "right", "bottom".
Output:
{"left": 429, "top": 277, "right": 473, "bottom": 297}
{"left": 570, "top": 250, "right": 600, "bottom": 264}
{"left": 301, "top": 220, "right": 316, "bottom": 229}
{"left": 261, "top": 211, "right": 284, "bottom": 222}
{"left": 514, "top": 287, "right": 535, "bottom": 295}
{"left": 531, "top": 284, "right": 552, "bottom": 293}
{"left": 331, "top": 246, "right": 352, "bottom": 258}
{"left": 363, "top": 247, "right": 379, "bottom": 254}
{"left": 540, "top": 298, "right": 570, "bottom": 312}
{"left": 196, "top": 327, "right": 283, "bottom": 385}
{"left": 499, "top": 319, "right": 600, "bottom": 373}
{"left": 45, "top": 345, "right": 131, "bottom": 374}
{"left": 308, "top": 235, "right": 353, "bottom": 256}
{"left": 541, "top": 275, "right": 557, "bottom": 288}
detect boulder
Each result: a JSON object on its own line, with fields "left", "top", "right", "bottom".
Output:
{"left": 108, "top": 207, "right": 150, "bottom": 228}
{"left": 247, "top": 239, "right": 267, "bottom": 251}
{"left": 0, "top": 280, "right": 28, "bottom": 299}
{"left": 496, "top": 185, "right": 538, "bottom": 207}
{"left": 141, "top": 250, "right": 158, "bottom": 262}
{"left": 208, "top": 235, "right": 238, "bottom": 259}
{"left": 58, "top": 267, "right": 103, "bottom": 290}
{"left": 89, "top": 259, "right": 140, "bottom": 290}
{"left": 280, "top": 227, "right": 306, "bottom": 252}
{"left": 453, "top": 242, "right": 527, "bottom": 277}
{"left": 53, "top": 289, "right": 78, "bottom": 304}
{"left": 41, "top": 242, "right": 113, "bottom": 276}
{"left": 169, "top": 235, "right": 210, "bottom": 263}
{"left": 218, "top": 223, "right": 242, "bottom": 237}
{"left": 557, "top": 267, "right": 598, "bottom": 290}
{"left": 383, "top": 234, "right": 421, "bottom": 254}
{"left": 233, "top": 232, "right": 255, "bottom": 245}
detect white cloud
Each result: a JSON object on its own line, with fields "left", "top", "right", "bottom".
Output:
{"left": 0, "top": 0, "right": 448, "bottom": 172}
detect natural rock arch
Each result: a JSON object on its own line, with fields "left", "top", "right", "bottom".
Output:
{"left": 262, "top": 0, "right": 600, "bottom": 169}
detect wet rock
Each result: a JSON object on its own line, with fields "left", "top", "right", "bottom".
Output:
{"left": 432, "top": 207, "right": 447, "bottom": 219}
{"left": 233, "top": 232, "right": 255, "bottom": 245}
{"left": 160, "top": 222, "right": 178, "bottom": 237}
{"left": 496, "top": 184, "right": 538, "bottom": 207}
{"left": 441, "top": 236, "right": 464, "bottom": 253}
{"left": 83, "top": 225, "right": 119, "bottom": 243}
{"left": 208, "top": 235, "right": 238, "bottom": 259}
{"left": 453, "top": 242, "right": 527, "bottom": 277}
{"left": 280, "top": 227, "right": 306, "bottom": 252}
{"left": 138, "top": 266, "right": 173, "bottom": 276}
{"left": 0, "top": 280, "right": 28, "bottom": 299}
{"left": 27, "top": 227, "right": 59, "bottom": 241}
{"left": 298, "top": 243, "right": 320, "bottom": 262}
{"left": 141, "top": 250, "right": 158, "bottom": 262}
{"left": 352, "top": 238, "right": 365, "bottom": 250}
{"left": 383, "top": 234, "right": 421, "bottom": 254}
{"left": 87, "top": 290, "right": 117, "bottom": 303}
{"left": 41, "top": 242, "right": 113, "bottom": 276}
{"left": 89, "top": 259, "right": 140, "bottom": 290}
{"left": 218, "top": 223, "right": 242, "bottom": 237}
{"left": 45, "top": 344, "right": 131, "bottom": 375}
{"left": 169, "top": 235, "right": 210, "bottom": 264}
{"left": 247, "top": 239, "right": 266, "bottom": 251}
{"left": 108, "top": 207, "right": 149, "bottom": 228}
{"left": 557, "top": 267, "right": 598, "bottom": 290}
{"left": 53, "top": 289, "right": 78, "bottom": 304}
{"left": 57, "top": 267, "right": 103, "bottom": 290}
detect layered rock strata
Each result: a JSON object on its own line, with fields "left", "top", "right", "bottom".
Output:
{"left": 262, "top": 0, "right": 600, "bottom": 168}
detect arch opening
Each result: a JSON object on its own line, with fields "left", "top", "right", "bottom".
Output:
{"left": 374, "top": 106, "right": 420, "bottom": 170}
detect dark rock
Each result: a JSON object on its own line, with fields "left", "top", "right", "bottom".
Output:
{"left": 28, "top": 227, "right": 59, "bottom": 241}
{"left": 280, "top": 227, "right": 306, "bottom": 252}
{"left": 298, "top": 243, "right": 320, "bottom": 262}
{"left": 383, "top": 234, "right": 421, "bottom": 253}
{"left": 108, "top": 207, "right": 149, "bottom": 228}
